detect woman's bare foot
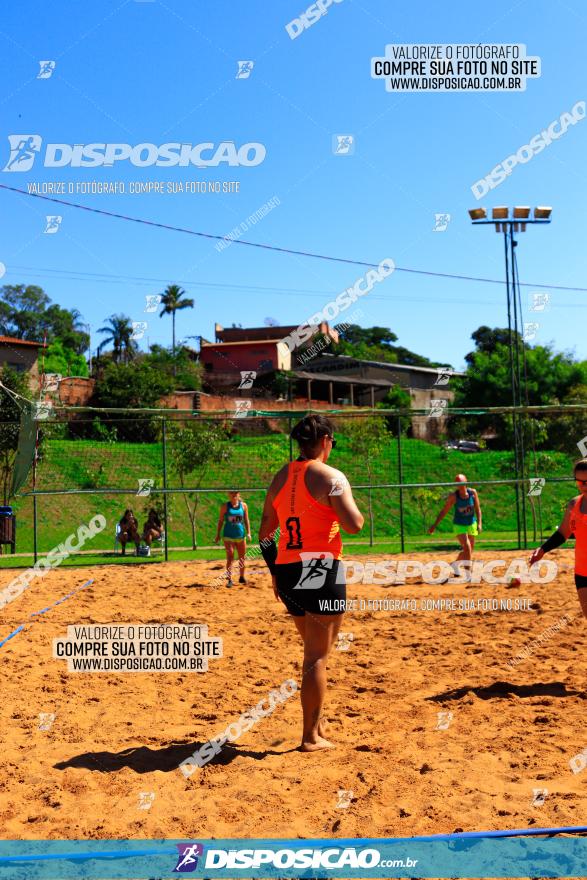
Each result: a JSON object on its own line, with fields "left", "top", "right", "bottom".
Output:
{"left": 299, "top": 717, "right": 334, "bottom": 750}
{"left": 300, "top": 733, "right": 336, "bottom": 752}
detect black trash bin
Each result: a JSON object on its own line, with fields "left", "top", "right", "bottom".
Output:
{"left": 0, "top": 506, "right": 16, "bottom": 553}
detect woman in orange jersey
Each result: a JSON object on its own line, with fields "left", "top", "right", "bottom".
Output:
{"left": 530, "top": 458, "right": 587, "bottom": 616}
{"left": 259, "top": 414, "right": 364, "bottom": 752}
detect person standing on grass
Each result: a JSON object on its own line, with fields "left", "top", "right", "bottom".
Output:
{"left": 428, "top": 474, "right": 482, "bottom": 578}
{"left": 259, "top": 414, "right": 364, "bottom": 752}
{"left": 215, "top": 490, "right": 251, "bottom": 587}
{"left": 529, "top": 458, "right": 587, "bottom": 618}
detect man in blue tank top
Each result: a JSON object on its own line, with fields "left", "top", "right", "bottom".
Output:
{"left": 428, "top": 474, "right": 483, "bottom": 580}
{"left": 215, "top": 490, "right": 251, "bottom": 587}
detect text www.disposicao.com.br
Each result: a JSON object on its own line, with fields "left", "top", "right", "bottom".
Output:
{"left": 70, "top": 657, "right": 201, "bottom": 671}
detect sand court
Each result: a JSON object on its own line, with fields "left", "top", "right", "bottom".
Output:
{"left": 0, "top": 548, "right": 585, "bottom": 841}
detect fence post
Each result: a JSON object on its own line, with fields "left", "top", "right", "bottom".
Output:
{"left": 32, "top": 424, "right": 38, "bottom": 563}
{"left": 33, "top": 493, "right": 38, "bottom": 563}
{"left": 513, "top": 414, "right": 522, "bottom": 551}
{"left": 520, "top": 415, "right": 528, "bottom": 550}
{"left": 162, "top": 417, "right": 169, "bottom": 562}
{"left": 397, "top": 416, "right": 405, "bottom": 554}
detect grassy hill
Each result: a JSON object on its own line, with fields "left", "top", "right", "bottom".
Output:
{"left": 3, "top": 432, "right": 577, "bottom": 562}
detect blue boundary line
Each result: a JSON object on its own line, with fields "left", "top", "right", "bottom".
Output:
{"left": 2, "top": 828, "right": 587, "bottom": 862}
{"left": 0, "top": 578, "right": 94, "bottom": 649}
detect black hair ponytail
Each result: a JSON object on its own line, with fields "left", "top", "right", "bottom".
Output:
{"left": 290, "top": 414, "right": 334, "bottom": 455}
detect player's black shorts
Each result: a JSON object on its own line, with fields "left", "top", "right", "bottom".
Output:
{"left": 575, "top": 574, "right": 587, "bottom": 590}
{"left": 274, "top": 558, "right": 346, "bottom": 616}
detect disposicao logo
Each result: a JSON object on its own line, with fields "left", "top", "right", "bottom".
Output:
{"left": 3, "top": 136, "right": 266, "bottom": 171}
{"left": 174, "top": 843, "right": 204, "bottom": 873}
{"left": 4, "top": 135, "right": 42, "bottom": 172}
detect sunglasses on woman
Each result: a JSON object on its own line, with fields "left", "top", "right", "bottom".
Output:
{"left": 327, "top": 436, "right": 337, "bottom": 449}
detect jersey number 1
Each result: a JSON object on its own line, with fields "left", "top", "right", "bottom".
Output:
{"left": 285, "top": 516, "right": 303, "bottom": 549}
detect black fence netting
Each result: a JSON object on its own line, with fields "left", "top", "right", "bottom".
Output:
{"left": 1, "top": 405, "right": 584, "bottom": 558}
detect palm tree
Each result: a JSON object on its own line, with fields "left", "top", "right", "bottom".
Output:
{"left": 97, "top": 314, "right": 136, "bottom": 363}
{"left": 158, "top": 285, "right": 195, "bottom": 360}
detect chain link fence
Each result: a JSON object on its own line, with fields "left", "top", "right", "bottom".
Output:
{"left": 2, "top": 406, "right": 585, "bottom": 561}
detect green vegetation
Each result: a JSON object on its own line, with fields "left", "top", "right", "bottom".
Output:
{"left": 2, "top": 283, "right": 586, "bottom": 570}
{"left": 4, "top": 430, "right": 577, "bottom": 560}
{"left": 44, "top": 339, "right": 88, "bottom": 378}
{"left": 339, "top": 415, "right": 388, "bottom": 545}
{"left": 168, "top": 420, "right": 233, "bottom": 548}
{"left": 451, "top": 325, "right": 587, "bottom": 449}
{"left": 97, "top": 314, "right": 137, "bottom": 363}
{"left": 0, "top": 367, "right": 30, "bottom": 504}
{"left": 329, "top": 325, "right": 442, "bottom": 368}
{"left": 0, "top": 283, "right": 90, "bottom": 388}
{"left": 158, "top": 284, "right": 195, "bottom": 362}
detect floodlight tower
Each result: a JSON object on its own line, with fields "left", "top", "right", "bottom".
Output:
{"left": 468, "top": 206, "right": 552, "bottom": 549}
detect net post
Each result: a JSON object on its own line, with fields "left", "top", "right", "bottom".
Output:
{"left": 397, "top": 415, "right": 405, "bottom": 554}
{"left": 33, "top": 494, "right": 38, "bottom": 563}
{"left": 33, "top": 417, "right": 38, "bottom": 564}
{"left": 520, "top": 415, "right": 528, "bottom": 550}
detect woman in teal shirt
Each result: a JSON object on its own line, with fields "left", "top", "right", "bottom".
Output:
{"left": 428, "top": 473, "right": 483, "bottom": 579}
{"left": 215, "top": 490, "right": 251, "bottom": 587}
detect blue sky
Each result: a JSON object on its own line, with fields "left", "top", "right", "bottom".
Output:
{"left": 1, "top": 0, "right": 585, "bottom": 370}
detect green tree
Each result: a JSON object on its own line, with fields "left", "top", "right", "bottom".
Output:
{"left": 458, "top": 329, "right": 586, "bottom": 408}
{"left": 44, "top": 305, "right": 88, "bottom": 355}
{"left": 146, "top": 344, "right": 202, "bottom": 390}
{"left": 413, "top": 487, "right": 444, "bottom": 534}
{"left": 97, "top": 314, "right": 137, "bottom": 363}
{"left": 272, "top": 369, "right": 295, "bottom": 399}
{"left": 92, "top": 361, "right": 174, "bottom": 441}
{"left": 0, "top": 367, "right": 30, "bottom": 505}
{"left": 44, "top": 339, "right": 89, "bottom": 377}
{"left": 0, "top": 285, "right": 89, "bottom": 355}
{"left": 454, "top": 327, "right": 587, "bottom": 448}
{"left": 339, "top": 326, "right": 399, "bottom": 347}
{"left": 168, "top": 421, "right": 233, "bottom": 549}
{"left": 464, "top": 326, "right": 518, "bottom": 364}
{"left": 546, "top": 384, "right": 587, "bottom": 453}
{"left": 0, "top": 285, "right": 50, "bottom": 338}
{"left": 377, "top": 385, "right": 412, "bottom": 434}
{"left": 94, "top": 361, "right": 173, "bottom": 408}
{"left": 158, "top": 285, "right": 195, "bottom": 363}
{"left": 330, "top": 324, "right": 441, "bottom": 368}
{"left": 338, "top": 415, "right": 388, "bottom": 545}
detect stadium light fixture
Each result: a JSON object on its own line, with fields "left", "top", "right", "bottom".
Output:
{"left": 468, "top": 206, "right": 552, "bottom": 229}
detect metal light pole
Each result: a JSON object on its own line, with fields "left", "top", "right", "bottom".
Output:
{"left": 468, "top": 206, "right": 552, "bottom": 549}
{"left": 82, "top": 322, "right": 92, "bottom": 373}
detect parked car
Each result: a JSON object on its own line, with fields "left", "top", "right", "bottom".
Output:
{"left": 444, "top": 439, "right": 482, "bottom": 453}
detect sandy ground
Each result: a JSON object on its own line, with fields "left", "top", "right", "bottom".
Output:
{"left": 0, "top": 548, "right": 586, "bottom": 842}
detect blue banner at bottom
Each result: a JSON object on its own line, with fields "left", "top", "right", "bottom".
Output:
{"left": 1, "top": 836, "right": 587, "bottom": 878}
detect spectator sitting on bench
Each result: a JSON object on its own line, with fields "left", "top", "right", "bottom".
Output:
{"left": 119, "top": 509, "right": 140, "bottom": 555}
{"left": 143, "top": 508, "right": 163, "bottom": 548}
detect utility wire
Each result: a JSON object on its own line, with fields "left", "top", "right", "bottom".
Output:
{"left": 2, "top": 183, "right": 586, "bottom": 292}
